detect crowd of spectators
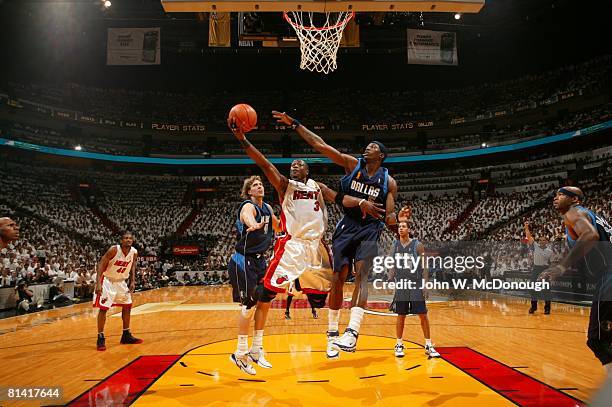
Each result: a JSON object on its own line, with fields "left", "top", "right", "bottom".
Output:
{"left": 1, "top": 141, "right": 610, "bottom": 315}
{"left": 10, "top": 55, "right": 609, "bottom": 128}
{"left": 1, "top": 54, "right": 610, "bottom": 157}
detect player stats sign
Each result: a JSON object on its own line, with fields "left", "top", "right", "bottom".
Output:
{"left": 407, "top": 29, "right": 458, "bottom": 66}
{"left": 107, "top": 28, "right": 161, "bottom": 65}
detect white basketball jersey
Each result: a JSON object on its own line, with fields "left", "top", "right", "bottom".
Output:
{"left": 103, "top": 245, "right": 137, "bottom": 280}
{"left": 281, "top": 179, "right": 327, "bottom": 240}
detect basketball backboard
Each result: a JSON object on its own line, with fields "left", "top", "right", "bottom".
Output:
{"left": 161, "top": 0, "right": 485, "bottom": 13}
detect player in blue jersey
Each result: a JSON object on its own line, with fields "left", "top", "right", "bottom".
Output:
{"left": 539, "top": 186, "right": 612, "bottom": 374}
{"left": 388, "top": 220, "right": 440, "bottom": 358}
{"left": 228, "top": 174, "right": 281, "bottom": 375}
{"left": 272, "top": 111, "right": 405, "bottom": 357}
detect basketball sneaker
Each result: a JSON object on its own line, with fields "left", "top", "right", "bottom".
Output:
{"left": 394, "top": 343, "right": 405, "bottom": 358}
{"left": 285, "top": 311, "right": 291, "bottom": 320}
{"left": 312, "top": 309, "right": 318, "bottom": 319}
{"left": 230, "top": 352, "right": 256, "bottom": 375}
{"left": 96, "top": 335, "right": 106, "bottom": 351}
{"left": 425, "top": 344, "right": 440, "bottom": 358}
{"left": 332, "top": 327, "right": 358, "bottom": 353}
{"left": 326, "top": 331, "right": 340, "bottom": 359}
{"left": 120, "top": 331, "right": 143, "bottom": 345}
{"left": 249, "top": 348, "right": 272, "bottom": 369}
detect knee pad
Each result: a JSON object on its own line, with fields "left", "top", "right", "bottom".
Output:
{"left": 306, "top": 293, "right": 328, "bottom": 309}
{"left": 240, "top": 305, "right": 256, "bottom": 320}
{"left": 254, "top": 284, "right": 277, "bottom": 303}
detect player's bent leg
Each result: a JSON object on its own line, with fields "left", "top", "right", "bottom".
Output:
{"left": 587, "top": 301, "right": 612, "bottom": 365}
{"left": 329, "top": 265, "right": 349, "bottom": 310}
{"left": 249, "top": 285, "right": 276, "bottom": 369}
{"left": 327, "top": 265, "right": 349, "bottom": 359}
{"left": 351, "top": 258, "right": 371, "bottom": 308}
{"left": 334, "top": 260, "right": 370, "bottom": 353}
{"left": 233, "top": 305, "right": 257, "bottom": 375}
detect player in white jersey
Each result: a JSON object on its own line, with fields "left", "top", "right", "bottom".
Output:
{"left": 230, "top": 119, "right": 385, "bottom": 318}
{"left": 94, "top": 231, "right": 143, "bottom": 351}
{"left": 263, "top": 177, "right": 334, "bottom": 294}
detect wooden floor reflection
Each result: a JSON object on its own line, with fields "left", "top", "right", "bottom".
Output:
{"left": 0, "top": 285, "right": 603, "bottom": 406}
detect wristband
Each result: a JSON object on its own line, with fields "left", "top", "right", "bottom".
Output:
{"left": 291, "top": 119, "right": 301, "bottom": 130}
{"left": 358, "top": 199, "right": 365, "bottom": 207}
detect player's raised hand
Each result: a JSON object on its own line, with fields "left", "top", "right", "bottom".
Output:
{"left": 360, "top": 200, "right": 385, "bottom": 220}
{"left": 246, "top": 221, "right": 266, "bottom": 232}
{"left": 227, "top": 117, "right": 246, "bottom": 139}
{"left": 398, "top": 205, "right": 412, "bottom": 222}
{"left": 272, "top": 111, "right": 294, "bottom": 126}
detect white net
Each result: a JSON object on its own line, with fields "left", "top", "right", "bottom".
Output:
{"left": 284, "top": 11, "right": 354, "bottom": 74}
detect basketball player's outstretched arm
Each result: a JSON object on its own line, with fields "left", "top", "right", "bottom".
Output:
{"left": 229, "top": 120, "right": 289, "bottom": 196}
{"left": 316, "top": 182, "right": 385, "bottom": 220}
{"left": 538, "top": 209, "right": 599, "bottom": 281}
{"left": 239, "top": 204, "right": 271, "bottom": 232}
{"left": 95, "top": 246, "right": 117, "bottom": 294}
{"left": 272, "top": 111, "right": 358, "bottom": 172}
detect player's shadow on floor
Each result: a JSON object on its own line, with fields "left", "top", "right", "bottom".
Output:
{"left": 317, "top": 355, "right": 389, "bottom": 371}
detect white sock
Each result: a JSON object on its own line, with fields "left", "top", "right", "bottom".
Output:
{"left": 328, "top": 309, "right": 340, "bottom": 332}
{"left": 396, "top": 338, "right": 403, "bottom": 346}
{"left": 237, "top": 335, "right": 249, "bottom": 355}
{"left": 251, "top": 330, "right": 264, "bottom": 351}
{"left": 425, "top": 338, "right": 432, "bottom": 347}
{"left": 347, "top": 307, "right": 364, "bottom": 333}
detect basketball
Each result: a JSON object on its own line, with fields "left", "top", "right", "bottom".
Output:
{"left": 228, "top": 103, "right": 257, "bottom": 133}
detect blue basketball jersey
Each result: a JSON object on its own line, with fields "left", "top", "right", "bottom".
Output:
{"left": 234, "top": 200, "right": 274, "bottom": 255}
{"left": 566, "top": 205, "right": 612, "bottom": 280}
{"left": 339, "top": 157, "right": 389, "bottom": 224}
{"left": 392, "top": 238, "right": 423, "bottom": 281}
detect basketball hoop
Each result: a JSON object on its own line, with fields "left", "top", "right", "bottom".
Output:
{"left": 284, "top": 11, "right": 354, "bottom": 74}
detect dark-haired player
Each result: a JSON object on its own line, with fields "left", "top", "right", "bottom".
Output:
{"left": 94, "top": 231, "right": 142, "bottom": 351}
{"left": 389, "top": 220, "right": 440, "bottom": 358}
{"left": 539, "top": 187, "right": 612, "bottom": 375}
{"left": 272, "top": 111, "right": 398, "bottom": 358}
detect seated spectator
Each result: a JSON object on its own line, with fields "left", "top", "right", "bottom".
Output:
{"left": 1, "top": 266, "right": 13, "bottom": 287}
{"left": 15, "top": 281, "right": 41, "bottom": 314}
{"left": 74, "top": 270, "right": 92, "bottom": 299}
{"left": 182, "top": 272, "right": 192, "bottom": 286}
{"left": 49, "top": 279, "right": 73, "bottom": 308}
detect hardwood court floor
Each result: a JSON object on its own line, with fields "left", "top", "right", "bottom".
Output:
{"left": 0, "top": 285, "right": 605, "bottom": 406}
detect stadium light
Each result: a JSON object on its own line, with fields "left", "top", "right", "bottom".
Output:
{"left": 75, "top": 145, "right": 82, "bottom": 151}
{"left": 454, "top": 13, "right": 462, "bottom": 20}
{"left": 103, "top": 0, "right": 111, "bottom": 8}
{"left": 481, "top": 142, "right": 487, "bottom": 148}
